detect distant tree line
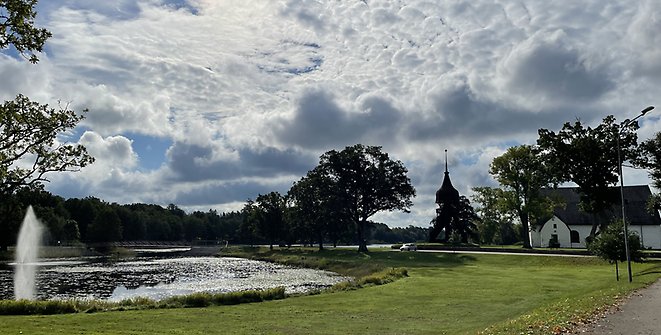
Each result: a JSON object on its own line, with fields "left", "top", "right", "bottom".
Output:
{"left": 0, "top": 144, "right": 425, "bottom": 250}
{"left": 0, "top": 186, "right": 428, "bottom": 249}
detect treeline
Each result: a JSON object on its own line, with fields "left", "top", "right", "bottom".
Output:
{"left": 0, "top": 187, "right": 429, "bottom": 249}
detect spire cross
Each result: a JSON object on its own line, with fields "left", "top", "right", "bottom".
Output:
{"left": 445, "top": 149, "right": 448, "bottom": 173}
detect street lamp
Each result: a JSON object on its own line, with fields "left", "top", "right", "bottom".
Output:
{"left": 617, "top": 105, "right": 654, "bottom": 283}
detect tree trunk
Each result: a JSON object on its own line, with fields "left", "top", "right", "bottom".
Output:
{"left": 357, "top": 220, "right": 368, "bottom": 252}
{"left": 317, "top": 231, "right": 324, "bottom": 251}
{"left": 615, "top": 260, "right": 619, "bottom": 281}
{"left": 519, "top": 211, "right": 532, "bottom": 249}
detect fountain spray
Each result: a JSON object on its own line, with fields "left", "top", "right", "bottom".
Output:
{"left": 14, "top": 206, "right": 43, "bottom": 300}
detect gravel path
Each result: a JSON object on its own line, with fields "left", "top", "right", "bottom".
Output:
{"left": 570, "top": 279, "right": 661, "bottom": 335}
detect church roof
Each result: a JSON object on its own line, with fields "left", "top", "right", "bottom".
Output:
{"left": 541, "top": 186, "right": 661, "bottom": 226}
{"left": 435, "top": 152, "right": 460, "bottom": 205}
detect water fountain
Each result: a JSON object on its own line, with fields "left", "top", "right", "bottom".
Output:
{"left": 14, "top": 206, "right": 43, "bottom": 300}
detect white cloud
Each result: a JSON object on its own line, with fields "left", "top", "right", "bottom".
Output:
{"left": 79, "top": 131, "right": 138, "bottom": 171}
{"left": 2, "top": 0, "right": 660, "bottom": 227}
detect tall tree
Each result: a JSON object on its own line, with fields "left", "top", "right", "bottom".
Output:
{"left": 1, "top": 1, "right": 93, "bottom": 250}
{"left": 316, "top": 144, "right": 415, "bottom": 252}
{"left": 288, "top": 167, "right": 350, "bottom": 250}
{"left": 489, "top": 145, "right": 555, "bottom": 249}
{"left": 634, "top": 132, "right": 661, "bottom": 211}
{"left": 537, "top": 116, "right": 639, "bottom": 237}
{"left": 245, "top": 192, "right": 287, "bottom": 250}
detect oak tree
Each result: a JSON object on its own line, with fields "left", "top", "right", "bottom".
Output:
{"left": 315, "top": 144, "right": 415, "bottom": 252}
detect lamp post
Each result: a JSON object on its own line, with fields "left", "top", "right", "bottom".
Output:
{"left": 617, "top": 105, "right": 654, "bottom": 283}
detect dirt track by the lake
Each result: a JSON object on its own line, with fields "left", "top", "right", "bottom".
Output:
{"left": 569, "top": 279, "right": 661, "bottom": 335}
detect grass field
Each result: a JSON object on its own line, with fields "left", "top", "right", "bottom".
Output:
{"left": 2, "top": 248, "right": 660, "bottom": 335}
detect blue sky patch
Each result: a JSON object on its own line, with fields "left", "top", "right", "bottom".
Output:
{"left": 124, "top": 133, "right": 173, "bottom": 170}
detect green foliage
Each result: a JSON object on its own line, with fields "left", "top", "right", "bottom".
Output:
{"left": 0, "top": 299, "right": 77, "bottom": 315}
{"left": 0, "top": 0, "right": 52, "bottom": 63}
{"left": 87, "top": 207, "right": 123, "bottom": 242}
{"left": 471, "top": 186, "right": 520, "bottom": 245}
{"left": 0, "top": 95, "right": 94, "bottom": 196}
{"left": 0, "top": 288, "right": 288, "bottom": 315}
{"left": 634, "top": 131, "right": 661, "bottom": 190}
{"left": 369, "top": 223, "right": 428, "bottom": 244}
{"left": 537, "top": 115, "right": 638, "bottom": 231}
{"left": 287, "top": 167, "right": 352, "bottom": 250}
{"left": 255, "top": 192, "right": 286, "bottom": 249}
{"left": 488, "top": 145, "right": 556, "bottom": 248}
{"left": 315, "top": 144, "right": 416, "bottom": 252}
{"left": 588, "top": 220, "right": 645, "bottom": 265}
{"left": 355, "top": 267, "right": 408, "bottom": 287}
{"left": 0, "top": 1, "right": 93, "bottom": 251}
{"left": 635, "top": 131, "right": 661, "bottom": 213}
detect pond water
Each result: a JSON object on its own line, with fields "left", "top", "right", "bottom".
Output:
{"left": 0, "top": 256, "right": 350, "bottom": 301}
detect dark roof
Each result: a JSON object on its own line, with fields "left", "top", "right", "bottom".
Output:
{"left": 435, "top": 171, "right": 460, "bottom": 205}
{"left": 542, "top": 185, "right": 661, "bottom": 226}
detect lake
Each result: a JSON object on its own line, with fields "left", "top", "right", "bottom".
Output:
{"left": 0, "top": 255, "right": 350, "bottom": 301}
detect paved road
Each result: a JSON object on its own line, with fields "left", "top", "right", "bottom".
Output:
{"left": 415, "top": 249, "right": 593, "bottom": 257}
{"left": 569, "top": 280, "right": 661, "bottom": 335}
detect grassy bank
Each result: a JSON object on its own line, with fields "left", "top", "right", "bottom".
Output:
{"left": 2, "top": 248, "right": 660, "bottom": 334}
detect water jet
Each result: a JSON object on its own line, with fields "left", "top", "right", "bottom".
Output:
{"left": 14, "top": 206, "right": 43, "bottom": 300}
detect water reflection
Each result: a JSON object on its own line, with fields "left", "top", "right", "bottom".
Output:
{"left": 0, "top": 256, "right": 349, "bottom": 301}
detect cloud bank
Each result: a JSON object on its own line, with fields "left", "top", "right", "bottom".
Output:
{"left": 2, "top": 0, "right": 660, "bottom": 226}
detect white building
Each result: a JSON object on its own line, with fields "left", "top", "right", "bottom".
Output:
{"left": 530, "top": 186, "right": 661, "bottom": 249}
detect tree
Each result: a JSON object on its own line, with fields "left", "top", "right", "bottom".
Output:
{"left": 453, "top": 196, "right": 479, "bottom": 243}
{"left": 471, "top": 187, "right": 518, "bottom": 245}
{"left": 241, "top": 193, "right": 287, "bottom": 249}
{"left": 588, "top": 220, "right": 644, "bottom": 281}
{"left": 489, "top": 145, "right": 555, "bottom": 249}
{"left": 538, "top": 116, "right": 639, "bottom": 237}
{"left": 0, "top": 95, "right": 94, "bottom": 195}
{"left": 1, "top": 1, "right": 93, "bottom": 250}
{"left": 240, "top": 200, "right": 259, "bottom": 245}
{"left": 634, "top": 132, "right": 661, "bottom": 211}
{"left": 86, "top": 207, "right": 123, "bottom": 243}
{"left": 64, "top": 197, "right": 102, "bottom": 240}
{"left": 287, "top": 167, "right": 350, "bottom": 250}
{"left": 316, "top": 144, "right": 415, "bottom": 252}
{"left": 1, "top": 0, "right": 52, "bottom": 63}
{"left": 255, "top": 192, "right": 286, "bottom": 249}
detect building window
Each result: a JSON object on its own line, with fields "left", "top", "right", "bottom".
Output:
{"left": 570, "top": 230, "right": 580, "bottom": 243}
{"left": 553, "top": 224, "right": 557, "bottom": 229}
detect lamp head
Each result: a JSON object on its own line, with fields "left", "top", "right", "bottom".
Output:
{"left": 641, "top": 106, "right": 655, "bottom": 115}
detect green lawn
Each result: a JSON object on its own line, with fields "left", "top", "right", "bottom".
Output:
{"left": 2, "top": 249, "right": 660, "bottom": 335}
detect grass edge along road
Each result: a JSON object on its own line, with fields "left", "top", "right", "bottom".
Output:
{"left": 2, "top": 248, "right": 661, "bottom": 335}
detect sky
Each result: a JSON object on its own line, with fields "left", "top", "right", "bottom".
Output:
{"left": 1, "top": 0, "right": 660, "bottom": 228}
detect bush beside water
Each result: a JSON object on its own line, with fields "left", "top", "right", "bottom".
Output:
{"left": 0, "top": 287, "right": 286, "bottom": 315}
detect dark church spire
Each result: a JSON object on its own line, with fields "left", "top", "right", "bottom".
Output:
{"left": 436, "top": 149, "right": 459, "bottom": 205}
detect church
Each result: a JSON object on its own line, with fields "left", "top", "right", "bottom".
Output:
{"left": 530, "top": 185, "right": 661, "bottom": 249}
{"left": 429, "top": 150, "right": 462, "bottom": 242}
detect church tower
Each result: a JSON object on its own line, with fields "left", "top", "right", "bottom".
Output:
{"left": 430, "top": 150, "right": 461, "bottom": 242}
